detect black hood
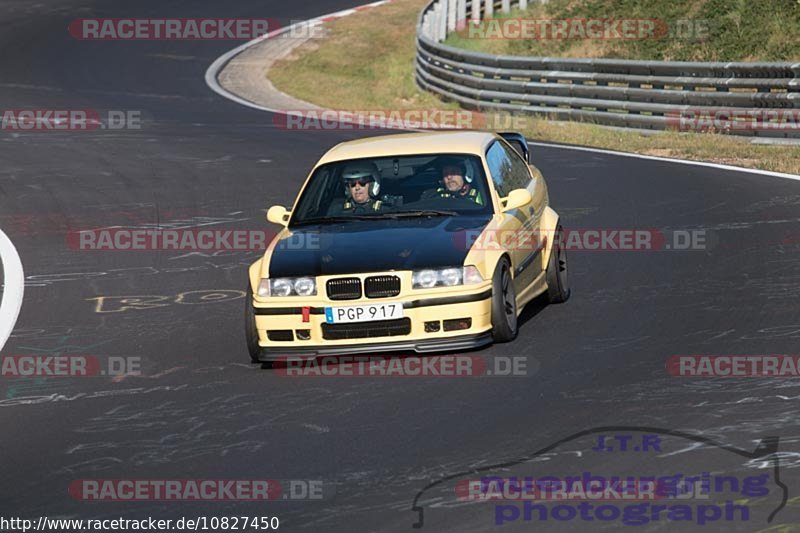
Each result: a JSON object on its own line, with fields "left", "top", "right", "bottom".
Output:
{"left": 269, "top": 216, "right": 492, "bottom": 278}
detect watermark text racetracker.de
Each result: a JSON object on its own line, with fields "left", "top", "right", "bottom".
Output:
{"left": 275, "top": 109, "right": 477, "bottom": 130}
{"left": 67, "top": 228, "right": 315, "bottom": 252}
{"left": 0, "top": 109, "right": 141, "bottom": 131}
{"left": 275, "top": 355, "right": 531, "bottom": 377}
{"left": 69, "top": 19, "right": 274, "bottom": 40}
{"left": 68, "top": 18, "right": 329, "bottom": 40}
{"left": 670, "top": 109, "right": 800, "bottom": 133}
{"left": 273, "top": 109, "right": 550, "bottom": 131}
{"left": 454, "top": 228, "right": 709, "bottom": 252}
{"left": 68, "top": 479, "right": 326, "bottom": 501}
{"left": 668, "top": 355, "right": 800, "bottom": 377}
{"left": 463, "top": 18, "right": 710, "bottom": 41}
{"left": 466, "top": 472, "right": 766, "bottom": 526}
{"left": 1, "top": 355, "right": 141, "bottom": 378}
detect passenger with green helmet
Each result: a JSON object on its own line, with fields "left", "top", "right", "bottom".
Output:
{"left": 421, "top": 156, "right": 485, "bottom": 206}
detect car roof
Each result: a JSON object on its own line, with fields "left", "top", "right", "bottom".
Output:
{"left": 315, "top": 131, "right": 498, "bottom": 166}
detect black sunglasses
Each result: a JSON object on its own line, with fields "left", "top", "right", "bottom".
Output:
{"left": 347, "top": 179, "right": 370, "bottom": 187}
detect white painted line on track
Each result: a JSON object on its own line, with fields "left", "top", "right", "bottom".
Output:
{"left": 527, "top": 141, "right": 800, "bottom": 182}
{"left": 0, "top": 228, "right": 24, "bottom": 353}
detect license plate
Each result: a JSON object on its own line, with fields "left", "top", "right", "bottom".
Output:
{"left": 325, "top": 303, "right": 404, "bottom": 324}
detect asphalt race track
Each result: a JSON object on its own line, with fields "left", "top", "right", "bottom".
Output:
{"left": 2, "top": 0, "right": 800, "bottom": 531}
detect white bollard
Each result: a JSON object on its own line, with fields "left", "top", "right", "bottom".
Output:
{"left": 485, "top": 0, "right": 493, "bottom": 18}
{"left": 502, "top": 0, "right": 511, "bottom": 13}
{"left": 519, "top": 0, "right": 528, "bottom": 9}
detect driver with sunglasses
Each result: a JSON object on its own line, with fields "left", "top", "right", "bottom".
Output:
{"left": 340, "top": 162, "right": 383, "bottom": 214}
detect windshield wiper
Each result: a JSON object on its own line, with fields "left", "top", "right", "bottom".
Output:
{"left": 291, "top": 215, "right": 383, "bottom": 226}
{"left": 291, "top": 211, "right": 457, "bottom": 226}
{"left": 378, "top": 210, "right": 458, "bottom": 218}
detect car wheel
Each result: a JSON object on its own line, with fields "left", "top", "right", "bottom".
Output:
{"left": 245, "top": 282, "right": 271, "bottom": 367}
{"left": 491, "top": 258, "right": 518, "bottom": 342}
{"left": 546, "top": 225, "right": 570, "bottom": 304}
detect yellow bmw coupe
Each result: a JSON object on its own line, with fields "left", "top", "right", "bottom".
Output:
{"left": 246, "top": 131, "right": 569, "bottom": 365}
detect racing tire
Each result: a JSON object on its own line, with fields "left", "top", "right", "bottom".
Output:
{"left": 546, "top": 225, "right": 570, "bottom": 304}
{"left": 245, "top": 283, "right": 271, "bottom": 367}
{"left": 491, "top": 258, "right": 518, "bottom": 343}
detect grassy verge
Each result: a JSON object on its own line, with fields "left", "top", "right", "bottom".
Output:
{"left": 270, "top": 0, "right": 447, "bottom": 111}
{"left": 444, "top": 0, "right": 800, "bottom": 62}
{"left": 268, "top": 0, "right": 800, "bottom": 175}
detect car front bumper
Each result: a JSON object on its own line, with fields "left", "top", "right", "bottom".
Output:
{"left": 252, "top": 285, "right": 493, "bottom": 360}
{"left": 256, "top": 332, "right": 493, "bottom": 360}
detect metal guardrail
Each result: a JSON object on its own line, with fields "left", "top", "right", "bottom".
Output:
{"left": 416, "top": 0, "right": 800, "bottom": 137}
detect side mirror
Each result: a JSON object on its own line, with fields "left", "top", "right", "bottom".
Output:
{"left": 502, "top": 189, "right": 533, "bottom": 212}
{"left": 266, "top": 205, "right": 290, "bottom": 226}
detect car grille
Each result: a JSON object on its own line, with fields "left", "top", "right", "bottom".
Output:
{"left": 321, "top": 318, "right": 412, "bottom": 340}
{"left": 364, "top": 275, "right": 401, "bottom": 298}
{"left": 326, "top": 277, "right": 362, "bottom": 300}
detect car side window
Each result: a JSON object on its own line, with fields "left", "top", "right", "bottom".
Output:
{"left": 293, "top": 167, "right": 333, "bottom": 219}
{"left": 486, "top": 140, "right": 532, "bottom": 197}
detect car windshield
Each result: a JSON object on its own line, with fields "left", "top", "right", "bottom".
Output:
{"left": 289, "top": 153, "right": 492, "bottom": 226}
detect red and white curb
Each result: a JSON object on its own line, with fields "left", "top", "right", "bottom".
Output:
{"left": 0, "top": 228, "right": 24, "bottom": 354}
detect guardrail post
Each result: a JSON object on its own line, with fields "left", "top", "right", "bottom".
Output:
{"left": 485, "top": 0, "right": 493, "bottom": 18}
{"left": 447, "top": 0, "right": 457, "bottom": 31}
{"left": 502, "top": 0, "right": 511, "bottom": 13}
{"left": 471, "top": 0, "right": 481, "bottom": 22}
{"left": 519, "top": 0, "right": 528, "bottom": 9}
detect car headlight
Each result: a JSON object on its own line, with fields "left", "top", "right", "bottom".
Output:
{"left": 257, "top": 277, "right": 317, "bottom": 297}
{"left": 293, "top": 277, "right": 316, "bottom": 296}
{"left": 412, "top": 269, "right": 438, "bottom": 288}
{"left": 412, "top": 266, "right": 483, "bottom": 289}
{"left": 439, "top": 268, "right": 462, "bottom": 286}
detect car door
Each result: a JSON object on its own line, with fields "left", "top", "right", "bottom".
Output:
{"left": 485, "top": 139, "right": 546, "bottom": 295}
